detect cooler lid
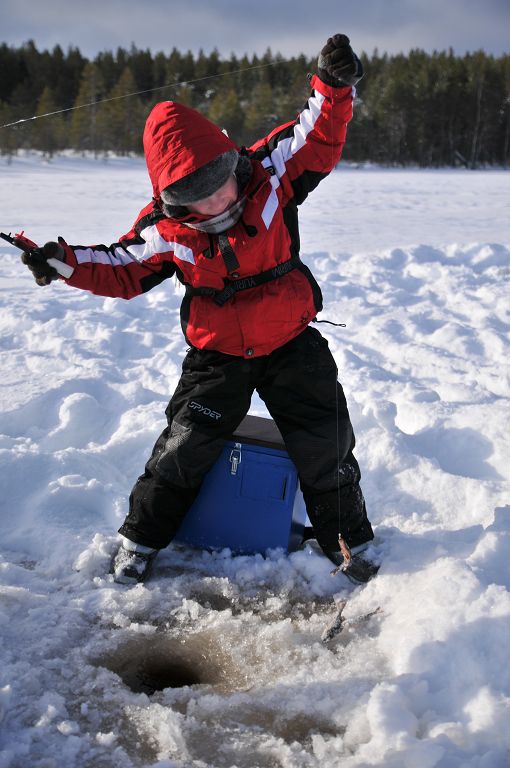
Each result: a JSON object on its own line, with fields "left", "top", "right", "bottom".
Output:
{"left": 231, "top": 415, "right": 285, "bottom": 450}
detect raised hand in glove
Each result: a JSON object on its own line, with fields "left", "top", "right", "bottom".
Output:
{"left": 21, "top": 240, "right": 66, "bottom": 286}
{"left": 318, "top": 34, "right": 363, "bottom": 87}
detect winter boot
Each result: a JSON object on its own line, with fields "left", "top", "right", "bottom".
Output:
{"left": 110, "top": 537, "right": 158, "bottom": 584}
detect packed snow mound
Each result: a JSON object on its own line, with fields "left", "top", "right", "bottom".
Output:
{"left": 1, "top": 157, "right": 509, "bottom": 767}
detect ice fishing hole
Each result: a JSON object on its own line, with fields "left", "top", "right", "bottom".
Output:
{"left": 124, "top": 657, "right": 202, "bottom": 695}
{"left": 98, "top": 632, "right": 248, "bottom": 696}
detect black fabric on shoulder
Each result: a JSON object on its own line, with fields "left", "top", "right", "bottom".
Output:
{"left": 234, "top": 153, "right": 253, "bottom": 194}
{"left": 134, "top": 208, "right": 167, "bottom": 235}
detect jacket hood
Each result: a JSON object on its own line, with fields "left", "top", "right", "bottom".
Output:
{"left": 143, "top": 101, "right": 239, "bottom": 200}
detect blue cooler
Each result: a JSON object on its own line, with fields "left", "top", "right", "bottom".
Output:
{"left": 175, "top": 415, "right": 306, "bottom": 554}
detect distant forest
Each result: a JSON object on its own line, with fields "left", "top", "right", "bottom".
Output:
{"left": 1, "top": 41, "right": 509, "bottom": 167}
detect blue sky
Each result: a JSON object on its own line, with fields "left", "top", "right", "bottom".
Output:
{"left": 1, "top": 0, "right": 508, "bottom": 58}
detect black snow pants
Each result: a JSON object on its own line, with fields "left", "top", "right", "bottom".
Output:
{"left": 119, "top": 327, "right": 374, "bottom": 560}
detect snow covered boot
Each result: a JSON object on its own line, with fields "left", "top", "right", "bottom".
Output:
{"left": 110, "top": 537, "right": 158, "bottom": 584}
{"left": 328, "top": 538, "right": 379, "bottom": 584}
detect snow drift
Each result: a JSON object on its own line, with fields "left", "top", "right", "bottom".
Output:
{"left": 1, "top": 155, "right": 509, "bottom": 768}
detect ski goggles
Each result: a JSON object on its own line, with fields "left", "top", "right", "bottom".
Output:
{"left": 161, "top": 195, "right": 247, "bottom": 234}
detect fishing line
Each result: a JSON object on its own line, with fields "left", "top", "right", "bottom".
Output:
{"left": 0, "top": 58, "right": 292, "bottom": 129}
{"left": 331, "top": 86, "right": 343, "bottom": 551}
{"left": 325, "top": 84, "right": 355, "bottom": 557}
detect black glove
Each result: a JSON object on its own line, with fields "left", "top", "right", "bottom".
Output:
{"left": 318, "top": 34, "right": 363, "bottom": 87}
{"left": 21, "top": 240, "right": 65, "bottom": 286}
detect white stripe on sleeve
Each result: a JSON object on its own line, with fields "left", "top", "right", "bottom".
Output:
{"left": 137, "top": 225, "right": 195, "bottom": 265}
{"left": 260, "top": 178, "right": 280, "bottom": 229}
{"left": 268, "top": 90, "right": 326, "bottom": 173}
{"left": 74, "top": 246, "right": 134, "bottom": 267}
{"left": 74, "top": 224, "right": 195, "bottom": 267}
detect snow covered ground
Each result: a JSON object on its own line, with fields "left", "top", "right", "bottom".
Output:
{"left": 1, "top": 153, "right": 509, "bottom": 768}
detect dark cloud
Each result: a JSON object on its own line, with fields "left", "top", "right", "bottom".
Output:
{"left": 1, "top": 0, "right": 508, "bottom": 58}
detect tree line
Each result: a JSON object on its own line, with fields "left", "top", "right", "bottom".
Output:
{"left": 1, "top": 41, "right": 509, "bottom": 167}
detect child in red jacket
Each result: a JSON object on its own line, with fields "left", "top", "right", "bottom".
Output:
{"left": 22, "top": 35, "right": 378, "bottom": 585}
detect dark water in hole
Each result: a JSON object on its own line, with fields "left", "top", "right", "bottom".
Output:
{"left": 97, "top": 630, "right": 249, "bottom": 695}
{"left": 120, "top": 653, "right": 203, "bottom": 694}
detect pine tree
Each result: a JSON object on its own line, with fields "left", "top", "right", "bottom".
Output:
{"left": 153, "top": 52, "right": 168, "bottom": 90}
{"left": 500, "top": 55, "right": 510, "bottom": 166}
{"left": 243, "top": 81, "right": 275, "bottom": 144}
{"left": 69, "top": 62, "right": 105, "bottom": 155}
{"left": 32, "top": 86, "right": 65, "bottom": 156}
{"left": 129, "top": 45, "right": 154, "bottom": 93}
{"left": 0, "top": 102, "right": 18, "bottom": 158}
{"left": 0, "top": 43, "right": 27, "bottom": 104}
{"left": 96, "top": 67, "right": 145, "bottom": 154}
{"left": 53, "top": 46, "right": 86, "bottom": 111}
{"left": 208, "top": 89, "right": 245, "bottom": 143}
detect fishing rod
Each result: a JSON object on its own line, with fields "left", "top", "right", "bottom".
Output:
{"left": 0, "top": 231, "right": 74, "bottom": 278}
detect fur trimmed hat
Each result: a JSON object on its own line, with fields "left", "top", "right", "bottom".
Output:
{"left": 161, "top": 149, "right": 239, "bottom": 205}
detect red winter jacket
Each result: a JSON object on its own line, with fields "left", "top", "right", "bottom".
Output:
{"left": 63, "top": 75, "right": 354, "bottom": 358}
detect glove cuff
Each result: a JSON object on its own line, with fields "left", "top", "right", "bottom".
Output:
{"left": 317, "top": 53, "right": 364, "bottom": 88}
{"left": 41, "top": 241, "right": 65, "bottom": 262}
{"left": 317, "top": 67, "right": 343, "bottom": 88}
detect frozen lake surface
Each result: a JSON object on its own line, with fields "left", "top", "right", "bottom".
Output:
{"left": 1, "top": 154, "right": 509, "bottom": 767}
